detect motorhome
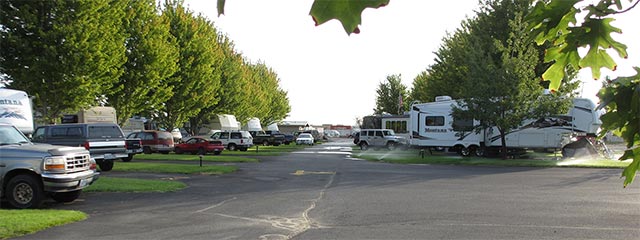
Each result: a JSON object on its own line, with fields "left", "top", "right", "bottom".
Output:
{"left": 409, "top": 96, "right": 602, "bottom": 157}
{"left": 0, "top": 88, "right": 34, "bottom": 135}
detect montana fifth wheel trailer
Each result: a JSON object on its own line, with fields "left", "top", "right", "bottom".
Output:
{"left": 409, "top": 97, "right": 602, "bottom": 157}
{"left": 0, "top": 88, "right": 34, "bottom": 135}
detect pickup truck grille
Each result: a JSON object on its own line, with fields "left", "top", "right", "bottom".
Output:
{"left": 66, "top": 154, "right": 91, "bottom": 172}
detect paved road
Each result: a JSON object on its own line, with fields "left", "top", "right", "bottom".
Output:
{"left": 18, "top": 139, "right": 640, "bottom": 240}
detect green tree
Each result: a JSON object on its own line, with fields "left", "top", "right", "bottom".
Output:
{"left": 374, "top": 74, "right": 409, "bottom": 115}
{"left": 107, "top": 0, "right": 179, "bottom": 126}
{"left": 409, "top": 71, "right": 432, "bottom": 103}
{"left": 157, "top": 0, "right": 222, "bottom": 131}
{"left": 526, "top": 0, "right": 640, "bottom": 187}
{"left": 1, "top": 0, "right": 127, "bottom": 123}
{"left": 453, "top": 9, "right": 566, "bottom": 159}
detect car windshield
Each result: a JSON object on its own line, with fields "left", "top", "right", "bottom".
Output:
{"left": 0, "top": 125, "right": 31, "bottom": 145}
{"left": 299, "top": 133, "right": 312, "bottom": 138}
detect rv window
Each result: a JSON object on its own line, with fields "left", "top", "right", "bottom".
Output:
{"left": 453, "top": 118, "right": 474, "bottom": 131}
{"left": 425, "top": 116, "right": 444, "bottom": 126}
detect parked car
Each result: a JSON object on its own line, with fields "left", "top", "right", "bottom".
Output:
{"left": 356, "top": 129, "right": 407, "bottom": 150}
{"left": 296, "top": 133, "right": 315, "bottom": 145}
{"left": 32, "top": 123, "right": 128, "bottom": 171}
{"left": 174, "top": 137, "right": 224, "bottom": 155}
{"left": 209, "top": 130, "right": 253, "bottom": 151}
{"left": 249, "top": 130, "right": 284, "bottom": 146}
{"left": 124, "top": 137, "right": 143, "bottom": 162}
{"left": 283, "top": 134, "right": 295, "bottom": 145}
{"left": 1, "top": 124, "right": 99, "bottom": 208}
{"left": 352, "top": 132, "right": 360, "bottom": 144}
{"left": 126, "top": 130, "right": 175, "bottom": 154}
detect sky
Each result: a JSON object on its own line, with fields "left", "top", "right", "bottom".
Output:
{"left": 183, "top": 0, "right": 640, "bottom": 126}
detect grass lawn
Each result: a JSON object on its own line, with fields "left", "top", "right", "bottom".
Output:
{"left": 133, "top": 153, "right": 258, "bottom": 162}
{"left": 113, "top": 162, "right": 237, "bottom": 174}
{"left": 84, "top": 177, "right": 186, "bottom": 192}
{"left": 0, "top": 209, "right": 86, "bottom": 239}
{"left": 353, "top": 148, "right": 631, "bottom": 168}
{"left": 222, "top": 143, "right": 311, "bottom": 156}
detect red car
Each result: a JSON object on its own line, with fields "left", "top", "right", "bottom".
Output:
{"left": 174, "top": 137, "right": 224, "bottom": 155}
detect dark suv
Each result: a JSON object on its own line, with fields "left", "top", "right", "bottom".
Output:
{"left": 32, "top": 123, "right": 128, "bottom": 171}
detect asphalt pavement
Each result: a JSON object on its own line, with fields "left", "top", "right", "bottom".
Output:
{"left": 16, "top": 138, "right": 640, "bottom": 240}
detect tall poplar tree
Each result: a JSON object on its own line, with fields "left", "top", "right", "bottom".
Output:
{"left": 1, "top": 0, "right": 126, "bottom": 123}
{"left": 107, "top": 0, "right": 178, "bottom": 126}
{"left": 158, "top": 0, "right": 222, "bottom": 131}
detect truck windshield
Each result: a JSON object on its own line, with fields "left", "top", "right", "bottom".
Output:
{"left": 0, "top": 125, "right": 31, "bottom": 145}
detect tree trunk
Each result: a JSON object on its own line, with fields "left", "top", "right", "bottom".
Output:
{"left": 499, "top": 128, "right": 508, "bottom": 160}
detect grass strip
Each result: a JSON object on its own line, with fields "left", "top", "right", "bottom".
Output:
{"left": 84, "top": 177, "right": 186, "bottom": 192}
{"left": 134, "top": 153, "right": 257, "bottom": 162}
{"left": 114, "top": 162, "right": 237, "bottom": 174}
{"left": 0, "top": 209, "right": 86, "bottom": 239}
{"left": 354, "top": 151, "right": 631, "bottom": 168}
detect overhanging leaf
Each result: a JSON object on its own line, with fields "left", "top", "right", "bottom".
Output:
{"left": 309, "top": 0, "right": 389, "bottom": 35}
{"left": 217, "top": 0, "right": 225, "bottom": 16}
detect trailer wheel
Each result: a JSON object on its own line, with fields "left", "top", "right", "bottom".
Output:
{"left": 459, "top": 147, "right": 472, "bottom": 157}
{"left": 474, "top": 147, "right": 485, "bottom": 157}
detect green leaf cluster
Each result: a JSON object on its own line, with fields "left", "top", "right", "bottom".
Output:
{"left": 598, "top": 68, "right": 640, "bottom": 187}
{"left": 0, "top": 0, "right": 291, "bottom": 130}
{"left": 526, "top": 0, "right": 639, "bottom": 186}
{"left": 527, "top": 0, "right": 628, "bottom": 90}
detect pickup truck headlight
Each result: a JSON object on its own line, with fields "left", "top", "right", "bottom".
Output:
{"left": 43, "top": 156, "right": 66, "bottom": 172}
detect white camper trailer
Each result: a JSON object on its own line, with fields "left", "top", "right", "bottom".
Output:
{"left": 197, "top": 114, "right": 240, "bottom": 135}
{"left": 0, "top": 88, "right": 34, "bottom": 135}
{"left": 244, "top": 118, "right": 262, "bottom": 132}
{"left": 409, "top": 97, "right": 602, "bottom": 157}
{"left": 61, "top": 106, "right": 117, "bottom": 124}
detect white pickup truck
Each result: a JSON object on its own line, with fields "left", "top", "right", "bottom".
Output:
{"left": 0, "top": 124, "right": 99, "bottom": 208}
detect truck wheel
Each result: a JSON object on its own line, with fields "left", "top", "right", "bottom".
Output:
{"left": 359, "top": 142, "right": 369, "bottom": 150}
{"left": 51, "top": 190, "right": 82, "bottom": 203}
{"left": 6, "top": 175, "right": 44, "bottom": 209}
{"left": 263, "top": 140, "right": 269, "bottom": 146}
{"left": 98, "top": 160, "right": 114, "bottom": 171}
{"left": 228, "top": 143, "right": 237, "bottom": 151}
{"left": 122, "top": 154, "right": 133, "bottom": 162}
{"left": 386, "top": 142, "right": 396, "bottom": 151}
{"left": 143, "top": 147, "right": 152, "bottom": 154}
